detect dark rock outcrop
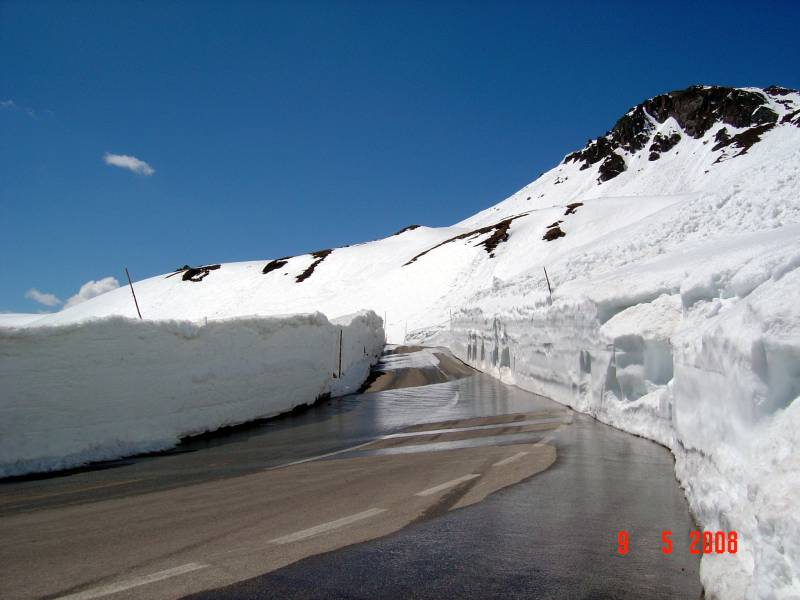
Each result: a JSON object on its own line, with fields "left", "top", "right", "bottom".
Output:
{"left": 713, "top": 124, "right": 777, "bottom": 160}
{"left": 563, "top": 85, "right": 796, "bottom": 182}
{"left": 296, "top": 249, "right": 332, "bottom": 283}
{"left": 650, "top": 132, "right": 682, "bottom": 154}
{"left": 543, "top": 225, "right": 566, "bottom": 241}
{"left": 393, "top": 224, "right": 421, "bottom": 236}
{"left": 404, "top": 213, "right": 529, "bottom": 265}
{"left": 564, "top": 202, "right": 583, "bottom": 215}
{"left": 180, "top": 264, "right": 221, "bottom": 282}
{"left": 262, "top": 258, "right": 290, "bottom": 274}
{"left": 598, "top": 153, "right": 626, "bottom": 182}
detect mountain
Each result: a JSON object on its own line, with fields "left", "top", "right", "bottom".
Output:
{"left": 18, "top": 85, "right": 800, "bottom": 599}
{"left": 29, "top": 85, "right": 800, "bottom": 337}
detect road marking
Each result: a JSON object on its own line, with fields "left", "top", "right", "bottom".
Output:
{"left": 55, "top": 563, "right": 208, "bottom": 600}
{"left": 534, "top": 434, "right": 554, "bottom": 447}
{"left": 269, "top": 508, "right": 387, "bottom": 544}
{"left": 265, "top": 440, "right": 376, "bottom": 471}
{"left": 415, "top": 474, "right": 480, "bottom": 497}
{"left": 381, "top": 416, "right": 564, "bottom": 439}
{"left": 492, "top": 451, "right": 530, "bottom": 467}
{"left": 265, "top": 417, "right": 567, "bottom": 471}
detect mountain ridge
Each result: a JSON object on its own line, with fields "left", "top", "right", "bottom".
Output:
{"left": 563, "top": 84, "right": 799, "bottom": 183}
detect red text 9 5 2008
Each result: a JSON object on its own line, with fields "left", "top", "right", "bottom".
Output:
{"left": 616, "top": 530, "right": 738, "bottom": 555}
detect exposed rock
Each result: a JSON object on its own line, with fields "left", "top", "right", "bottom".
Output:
{"left": 477, "top": 220, "right": 511, "bottom": 256}
{"left": 765, "top": 85, "right": 795, "bottom": 96}
{"left": 564, "top": 202, "right": 583, "bottom": 216}
{"left": 598, "top": 153, "right": 626, "bottom": 182}
{"left": 181, "top": 264, "right": 221, "bottom": 282}
{"left": 713, "top": 123, "right": 777, "bottom": 159}
{"left": 649, "top": 132, "right": 681, "bottom": 154}
{"left": 752, "top": 105, "right": 780, "bottom": 125}
{"left": 642, "top": 86, "right": 775, "bottom": 137}
{"left": 782, "top": 109, "right": 800, "bottom": 127}
{"left": 565, "top": 137, "right": 616, "bottom": 169}
{"left": 542, "top": 225, "right": 566, "bottom": 241}
{"left": 296, "top": 249, "right": 332, "bottom": 283}
{"left": 393, "top": 224, "right": 421, "bottom": 236}
{"left": 608, "top": 105, "right": 652, "bottom": 153}
{"left": 404, "top": 213, "right": 529, "bottom": 265}
{"left": 563, "top": 85, "right": 795, "bottom": 182}
{"left": 262, "top": 258, "right": 290, "bottom": 274}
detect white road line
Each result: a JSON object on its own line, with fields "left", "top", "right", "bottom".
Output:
{"left": 381, "top": 417, "right": 565, "bottom": 439}
{"left": 265, "top": 440, "right": 376, "bottom": 471}
{"left": 55, "top": 563, "right": 208, "bottom": 600}
{"left": 415, "top": 474, "right": 480, "bottom": 497}
{"left": 265, "top": 416, "right": 567, "bottom": 471}
{"left": 492, "top": 451, "right": 530, "bottom": 467}
{"left": 269, "top": 508, "right": 387, "bottom": 544}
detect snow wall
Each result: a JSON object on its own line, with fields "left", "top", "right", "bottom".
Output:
{"left": 417, "top": 267, "right": 800, "bottom": 599}
{"left": 0, "top": 310, "right": 385, "bottom": 477}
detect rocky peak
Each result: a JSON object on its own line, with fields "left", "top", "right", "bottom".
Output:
{"left": 564, "top": 85, "right": 799, "bottom": 182}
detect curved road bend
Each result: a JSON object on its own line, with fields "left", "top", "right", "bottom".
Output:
{"left": 0, "top": 346, "right": 702, "bottom": 599}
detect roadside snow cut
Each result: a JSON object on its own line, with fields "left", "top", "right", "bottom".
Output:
{"left": 0, "top": 310, "right": 384, "bottom": 477}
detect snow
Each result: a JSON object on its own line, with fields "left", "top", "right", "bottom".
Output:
{"left": 0, "top": 311, "right": 384, "bottom": 477}
{"left": 0, "top": 313, "right": 46, "bottom": 327}
{"left": 377, "top": 346, "right": 442, "bottom": 371}
{"left": 7, "top": 86, "right": 800, "bottom": 598}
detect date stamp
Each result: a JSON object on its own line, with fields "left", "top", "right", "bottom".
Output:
{"left": 617, "top": 530, "right": 738, "bottom": 555}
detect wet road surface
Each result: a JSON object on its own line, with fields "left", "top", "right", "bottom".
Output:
{"left": 0, "top": 347, "right": 702, "bottom": 599}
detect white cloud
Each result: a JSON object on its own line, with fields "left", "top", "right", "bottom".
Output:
{"left": 1, "top": 99, "right": 16, "bottom": 109}
{"left": 24, "top": 276, "right": 120, "bottom": 311}
{"left": 103, "top": 152, "right": 155, "bottom": 176}
{"left": 25, "top": 288, "right": 62, "bottom": 307}
{"left": 64, "top": 277, "right": 120, "bottom": 309}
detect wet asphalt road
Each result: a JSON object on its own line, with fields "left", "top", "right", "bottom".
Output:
{"left": 186, "top": 401, "right": 703, "bottom": 599}
{"left": 0, "top": 348, "right": 702, "bottom": 599}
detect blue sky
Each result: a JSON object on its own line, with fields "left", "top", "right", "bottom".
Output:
{"left": 2, "top": 0, "right": 799, "bottom": 313}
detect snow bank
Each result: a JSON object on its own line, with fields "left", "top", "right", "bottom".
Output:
{"left": 416, "top": 232, "right": 800, "bottom": 599}
{"left": 0, "top": 311, "right": 384, "bottom": 477}
{"left": 0, "top": 313, "right": 45, "bottom": 327}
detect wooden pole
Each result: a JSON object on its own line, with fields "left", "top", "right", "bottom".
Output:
{"left": 124, "top": 267, "right": 143, "bottom": 319}
{"left": 543, "top": 266, "right": 553, "bottom": 301}
{"left": 338, "top": 329, "right": 343, "bottom": 378}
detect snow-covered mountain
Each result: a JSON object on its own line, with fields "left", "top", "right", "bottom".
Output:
{"left": 15, "top": 85, "right": 800, "bottom": 599}
{"left": 27, "top": 85, "right": 800, "bottom": 340}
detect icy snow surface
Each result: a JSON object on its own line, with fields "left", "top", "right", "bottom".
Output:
{"left": 377, "top": 345, "right": 442, "bottom": 370}
{"left": 10, "top": 86, "right": 800, "bottom": 598}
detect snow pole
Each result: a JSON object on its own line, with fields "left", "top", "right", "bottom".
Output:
{"left": 124, "top": 267, "right": 143, "bottom": 319}
{"left": 543, "top": 266, "right": 553, "bottom": 301}
{"left": 338, "top": 329, "right": 343, "bottom": 378}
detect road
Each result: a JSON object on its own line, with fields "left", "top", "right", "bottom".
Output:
{"left": 0, "top": 346, "right": 702, "bottom": 599}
